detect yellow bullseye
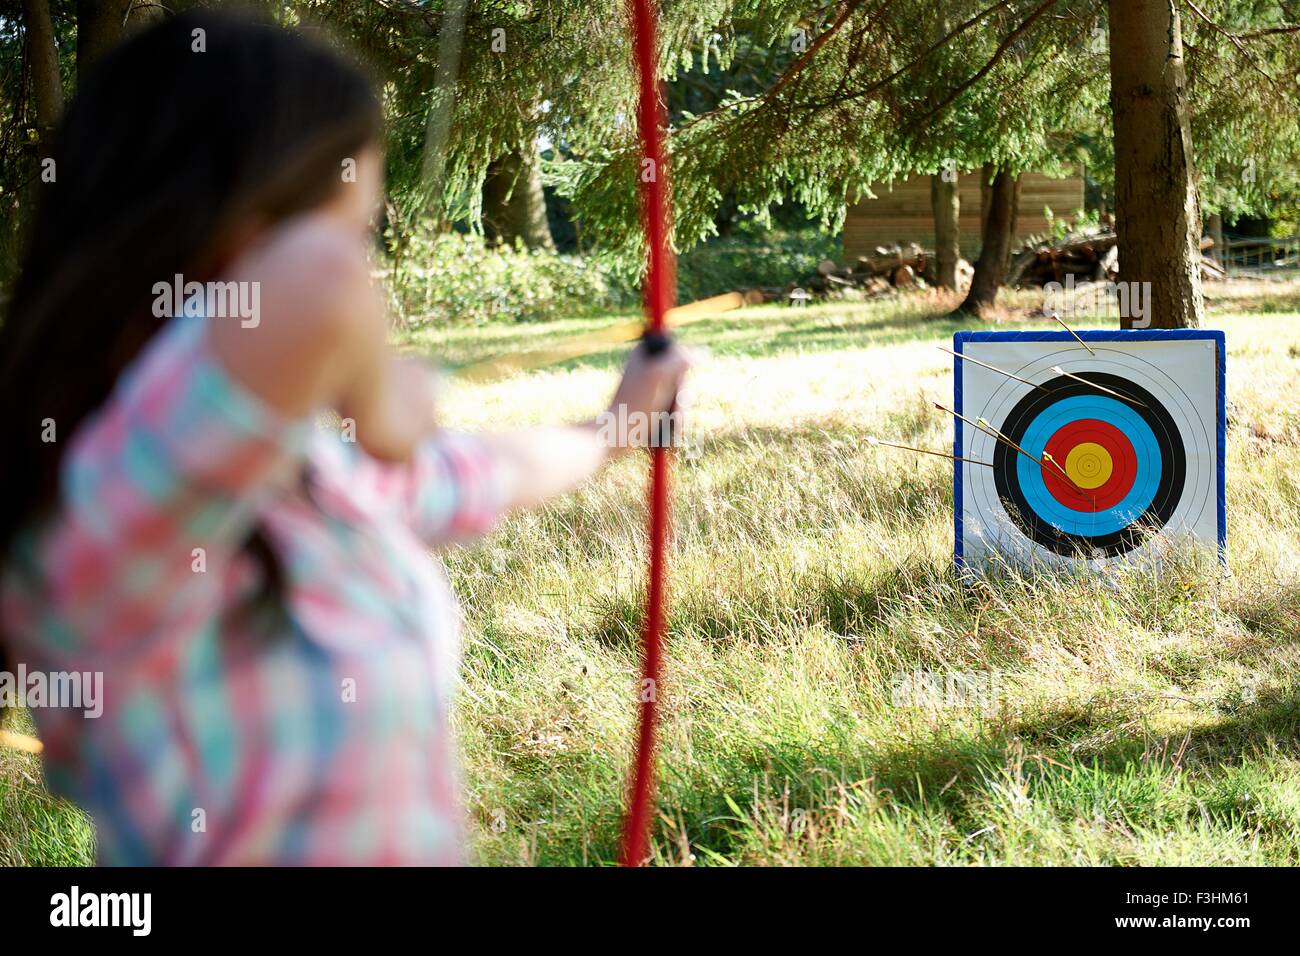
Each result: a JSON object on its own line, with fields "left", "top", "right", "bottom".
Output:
{"left": 1064, "top": 442, "right": 1113, "bottom": 489}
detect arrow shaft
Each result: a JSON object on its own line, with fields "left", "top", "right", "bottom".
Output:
{"left": 936, "top": 403, "right": 1035, "bottom": 467}
{"left": 871, "top": 437, "right": 993, "bottom": 467}
{"left": 1049, "top": 311, "right": 1097, "bottom": 355}
{"left": 935, "top": 402, "right": 1088, "bottom": 495}
{"left": 939, "top": 345, "right": 1047, "bottom": 392}
{"left": 979, "top": 417, "right": 1088, "bottom": 494}
{"left": 455, "top": 292, "right": 742, "bottom": 384}
{"left": 1051, "top": 366, "right": 1149, "bottom": 409}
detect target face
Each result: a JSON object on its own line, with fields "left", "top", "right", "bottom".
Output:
{"left": 954, "top": 330, "right": 1225, "bottom": 569}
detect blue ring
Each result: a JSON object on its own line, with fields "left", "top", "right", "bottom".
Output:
{"left": 1015, "top": 395, "right": 1162, "bottom": 536}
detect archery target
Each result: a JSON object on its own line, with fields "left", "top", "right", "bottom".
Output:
{"left": 954, "top": 331, "right": 1225, "bottom": 569}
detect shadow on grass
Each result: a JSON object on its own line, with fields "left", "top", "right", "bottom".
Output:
{"left": 582, "top": 554, "right": 997, "bottom": 658}
{"left": 585, "top": 685, "right": 1300, "bottom": 866}
{"left": 531, "top": 553, "right": 1300, "bottom": 864}
{"left": 1204, "top": 280, "right": 1300, "bottom": 317}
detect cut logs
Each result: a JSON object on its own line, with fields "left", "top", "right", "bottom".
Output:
{"left": 747, "top": 229, "right": 1228, "bottom": 309}
{"left": 750, "top": 242, "right": 972, "bottom": 304}
{"left": 1006, "top": 231, "right": 1118, "bottom": 287}
{"left": 1008, "top": 229, "right": 1227, "bottom": 287}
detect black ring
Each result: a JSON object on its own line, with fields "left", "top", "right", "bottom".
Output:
{"left": 990, "top": 373, "right": 1186, "bottom": 558}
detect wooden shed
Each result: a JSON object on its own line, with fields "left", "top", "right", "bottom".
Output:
{"left": 842, "top": 169, "right": 1085, "bottom": 262}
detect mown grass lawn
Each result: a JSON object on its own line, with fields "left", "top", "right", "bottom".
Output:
{"left": 4, "top": 281, "right": 1299, "bottom": 866}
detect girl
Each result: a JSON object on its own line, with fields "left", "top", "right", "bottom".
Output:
{"left": 0, "top": 13, "right": 686, "bottom": 865}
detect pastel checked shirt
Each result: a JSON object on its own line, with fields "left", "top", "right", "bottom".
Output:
{"left": 2, "top": 314, "right": 510, "bottom": 865}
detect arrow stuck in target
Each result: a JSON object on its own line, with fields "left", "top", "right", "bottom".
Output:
{"left": 938, "top": 345, "right": 1049, "bottom": 392}
{"left": 932, "top": 402, "right": 1090, "bottom": 497}
{"left": 1048, "top": 366, "right": 1150, "bottom": 409}
{"left": 867, "top": 435, "right": 993, "bottom": 467}
{"left": 974, "top": 416, "right": 1090, "bottom": 496}
{"left": 1048, "top": 311, "right": 1097, "bottom": 355}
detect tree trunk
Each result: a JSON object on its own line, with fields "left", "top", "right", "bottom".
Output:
{"left": 23, "top": 0, "right": 63, "bottom": 142}
{"left": 930, "top": 172, "right": 961, "bottom": 289}
{"left": 1108, "top": 0, "right": 1204, "bottom": 329}
{"left": 76, "top": 1, "right": 134, "bottom": 76}
{"left": 926, "top": 10, "right": 960, "bottom": 291}
{"left": 14, "top": 0, "right": 64, "bottom": 259}
{"left": 956, "top": 166, "right": 1020, "bottom": 314}
{"left": 980, "top": 172, "right": 992, "bottom": 235}
{"left": 1206, "top": 213, "right": 1224, "bottom": 267}
{"left": 482, "top": 147, "right": 555, "bottom": 251}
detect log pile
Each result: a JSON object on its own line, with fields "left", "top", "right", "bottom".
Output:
{"left": 1199, "top": 249, "right": 1228, "bottom": 280}
{"left": 746, "top": 242, "right": 973, "bottom": 304}
{"left": 745, "top": 230, "right": 1231, "bottom": 309}
{"left": 1009, "top": 230, "right": 1226, "bottom": 287}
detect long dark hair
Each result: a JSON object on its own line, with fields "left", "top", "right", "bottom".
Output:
{"left": 0, "top": 12, "right": 383, "bottom": 692}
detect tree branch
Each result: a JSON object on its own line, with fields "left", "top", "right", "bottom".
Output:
{"left": 761, "top": 0, "right": 875, "bottom": 105}
{"left": 792, "top": 0, "right": 1016, "bottom": 112}
{"left": 1181, "top": 0, "right": 1275, "bottom": 82}
{"left": 900, "top": 0, "right": 1060, "bottom": 133}
{"left": 1234, "top": 23, "right": 1300, "bottom": 38}
{"left": 670, "top": 0, "right": 883, "bottom": 138}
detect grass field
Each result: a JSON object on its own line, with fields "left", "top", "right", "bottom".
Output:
{"left": 4, "top": 281, "right": 1299, "bottom": 866}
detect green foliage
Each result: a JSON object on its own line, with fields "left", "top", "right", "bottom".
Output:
{"left": 675, "top": 225, "right": 839, "bottom": 300}
{"left": 385, "top": 230, "right": 634, "bottom": 325}
{"left": 1184, "top": 0, "right": 1300, "bottom": 222}
{"left": 7, "top": 0, "right": 1298, "bottom": 280}
{"left": 1044, "top": 206, "right": 1103, "bottom": 241}
{"left": 535, "top": 1, "right": 1118, "bottom": 262}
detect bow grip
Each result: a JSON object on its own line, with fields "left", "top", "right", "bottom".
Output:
{"left": 641, "top": 329, "right": 673, "bottom": 356}
{"left": 639, "top": 329, "right": 677, "bottom": 448}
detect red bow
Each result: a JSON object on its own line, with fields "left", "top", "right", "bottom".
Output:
{"left": 619, "top": 0, "right": 674, "bottom": 867}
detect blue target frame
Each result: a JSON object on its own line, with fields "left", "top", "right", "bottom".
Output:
{"left": 952, "top": 329, "right": 1227, "bottom": 568}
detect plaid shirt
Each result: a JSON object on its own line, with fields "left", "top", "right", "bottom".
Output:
{"left": 3, "top": 314, "right": 509, "bottom": 864}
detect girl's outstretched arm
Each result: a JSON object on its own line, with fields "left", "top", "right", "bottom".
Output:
{"left": 482, "top": 341, "right": 690, "bottom": 512}
{"left": 347, "top": 341, "right": 690, "bottom": 548}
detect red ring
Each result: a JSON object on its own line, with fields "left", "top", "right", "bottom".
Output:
{"left": 1041, "top": 419, "right": 1137, "bottom": 512}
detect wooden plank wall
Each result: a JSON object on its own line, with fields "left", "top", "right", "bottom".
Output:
{"left": 842, "top": 169, "right": 1085, "bottom": 262}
